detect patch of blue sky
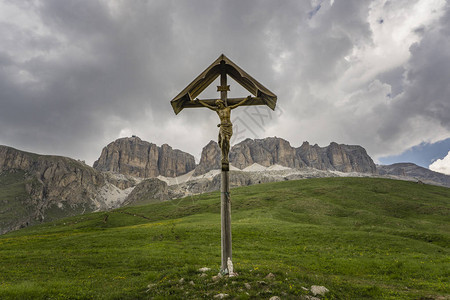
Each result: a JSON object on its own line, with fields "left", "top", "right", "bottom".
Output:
{"left": 308, "top": 4, "right": 321, "bottom": 19}
{"left": 378, "top": 137, "right": 450, "bottom": 168}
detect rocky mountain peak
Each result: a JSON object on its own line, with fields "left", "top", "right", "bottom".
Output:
{"left": 193, "top": 141, "right": 221, "bottom": 176}
{"left": 229, "top": 137, "right": 303, "bottom": 169}
{"left": 298, "top": 141, "right": 376, "bottom": 173}
{"left": 195, "top": 137, "right": 377, "bottom": 174}
{"left": 301, "top": 141, "right": 310, "bottom": 147}
{"left": 93, "top": 137, "right": 195, "bottom": 178}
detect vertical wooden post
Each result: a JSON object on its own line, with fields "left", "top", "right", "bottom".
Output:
{"left": 220, "top": 63, "right": 232, "bottom": 273}
{"left": 220, "top": 61, "right": 228, "bottom": 106}
{"left": 221, "top": 170, "right": 232, "bottom": 272}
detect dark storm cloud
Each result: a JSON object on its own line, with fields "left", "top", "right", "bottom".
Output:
{"left": 1, "top": 0, "right": 181, "bottom": 159}
{"left": 1, "top": 0, "right": 316, "bottom": 162}
{"left": 0, "top": 0, "right": 449, "bottom": 165}
{"left": 377, "top": 3, "right": 450, "bottom": 143}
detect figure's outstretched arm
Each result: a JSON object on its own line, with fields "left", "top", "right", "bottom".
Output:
{"left": 229, "top": 95, "right": 252, "bottom": 109}
{"left": 194, "top": 98, "right": 216, "bottom": 110}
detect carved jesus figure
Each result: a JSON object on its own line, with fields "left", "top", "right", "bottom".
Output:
{"left": 195, "top": 96, "right": 251, "bottom": 170}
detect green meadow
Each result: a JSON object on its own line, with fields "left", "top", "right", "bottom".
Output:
{"left": 0, "top": 177, "right": 449, "bottom": 299}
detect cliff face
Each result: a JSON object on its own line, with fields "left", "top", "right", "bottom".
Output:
{"left": 193, "top": 141, "right": 221, "bottom": 176}
{"left": 297, "top": 141, "right": 377, "bottom": 173}
{"left": 230, "top": 137, "right": 304, "bottom": 169}
{"left": 95, "top": 136, "right": 376, "bottom": 178}
{"left": 0, "top": 146, "right": 109, "bottom": 234}
{"left": 158, "top": 144, "right": 196, "bottom": 177}
{"left": 195, "top": 137, "right": 376, "bottom": 175}
{"left": 93, "top": 136, "right": 195, "bottom": 178}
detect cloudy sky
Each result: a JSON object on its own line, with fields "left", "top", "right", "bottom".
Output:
{"left": 1, "top": 0, "right": 449, "bottom": 174}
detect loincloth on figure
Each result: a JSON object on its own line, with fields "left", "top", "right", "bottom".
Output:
{"left": 219, "top": 123, "right": 233, "bottom": 141}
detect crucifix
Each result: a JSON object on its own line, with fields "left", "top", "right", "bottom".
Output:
{"left": 170, "top": 54, "right": 277, "bottom": 274}
{"left": 194, "top": 96, "right": 252, "bottom": 171}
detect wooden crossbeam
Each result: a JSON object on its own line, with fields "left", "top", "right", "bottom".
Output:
{"left": 182, "top": 97, "right": 266, "bottom": 108}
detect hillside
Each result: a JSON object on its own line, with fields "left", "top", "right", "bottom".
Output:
{"left": 2, "top": 140, "right": 450, "bottom": 235}
{"left": 378, "top": 163, "right": 450, "bottom": 187}
{"left": 0, "top": 178, "right": 448, "bottom": 299}
{"left": 0, "top": 146, "right": 105, "bottom": 234}
{"left": 0, "top": 146, "right": 138, "bottom": 234}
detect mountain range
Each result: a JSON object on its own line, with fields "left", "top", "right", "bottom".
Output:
{"left": 93, "top": 136, "right": 377, "bottom": 176}
{"left": 1, "top": 136, "right": 449, "bottom": 234}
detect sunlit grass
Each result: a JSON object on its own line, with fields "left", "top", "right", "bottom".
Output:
{"left": 0, "top": 177, "right": 449, "bottom": 299}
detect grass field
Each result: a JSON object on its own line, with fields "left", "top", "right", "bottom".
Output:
{"left": 0, "top": 177, "right": 449, "bottom": 299}
{"left": 0, "top": 170, "right": 35, "bottom": 233}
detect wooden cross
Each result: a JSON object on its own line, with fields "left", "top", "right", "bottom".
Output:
{"left": 171, "top": 54, "right": 277, "bottom": 274}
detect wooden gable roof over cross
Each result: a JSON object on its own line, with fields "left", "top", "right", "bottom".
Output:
{"left": 170, "top": 54, "right": 277, "bottom": 114}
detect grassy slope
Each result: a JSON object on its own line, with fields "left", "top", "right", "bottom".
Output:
{"left": 0, "top": 171, "right": 34, "bottom": 232}
{"left": 0, "top": 177, "right": 448, "bottom": 299}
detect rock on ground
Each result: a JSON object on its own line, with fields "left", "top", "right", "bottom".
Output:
{"left": 310, "top": 285, "right": 329, "bottom": 296}
{"left": 198, "top": 267, "right": 211, "bottom": 272}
